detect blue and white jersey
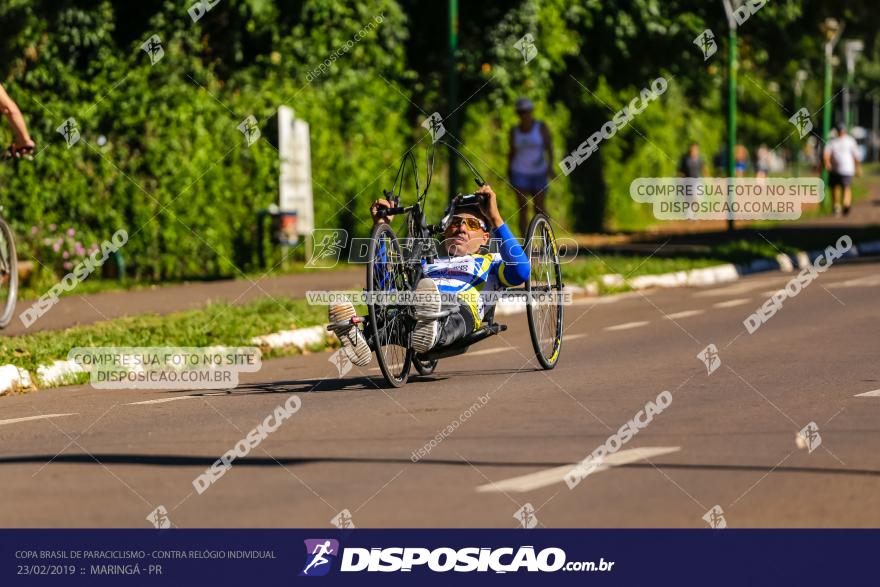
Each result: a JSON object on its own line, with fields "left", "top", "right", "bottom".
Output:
{"left": 420, "top": 223, "right": 530, "bottom": 322}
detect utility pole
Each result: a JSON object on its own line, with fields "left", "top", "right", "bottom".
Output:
{"left": 820, "top": 18, "right": 843, "bottom": 214}
{"left": 844, "top": 40, "right": 864, "bottom": 129}
{"left": 447, "top": 0, "right": 459, "bottom": 202}
{"left": 721, "top": 0, "right": 743, "bottom": 232}
{"left": 794, "top": 69, "right": 808, "bottom": 177}
{"left": 873, "top": 93, "right": 879, "bottom": 163}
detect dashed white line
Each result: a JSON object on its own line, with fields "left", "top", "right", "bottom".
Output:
{"left": 476, "top": 446, "right": 681, "bottom": 493}
{"left": 564, "top": 333, "right": 588, "bottom": 340}
{"left": 664, "top": 310, "right": 704, "bottom": 320}
{"left": 126, "top": 395, "right": 201, "bottom": 405}
{"left": 604, "top": 321, "right": 649, "bottom": 331}
{"left": 0, "top": 413, "right": 78, "bottom": 427}
{"left": 469, "top": 347, "right": 515, "bottom": 357}
{"left": 712, "top": 298, "right": 751, "bottom": 308}
{"left": 855, "top": 389, "right": 880, "bottom": 398}
{"left": 827, "top": 275, "right": 880, "bottom": 288}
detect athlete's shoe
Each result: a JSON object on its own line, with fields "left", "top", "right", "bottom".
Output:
{"left": 328, "top": 302, "right": 371, "bottom": 366}
{"left": 411, "top": 278, "right": 442, "bottom": 353}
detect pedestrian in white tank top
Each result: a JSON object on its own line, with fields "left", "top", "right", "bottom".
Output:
{"left": 508, "top": 97, "right": 555, "bottom": 237}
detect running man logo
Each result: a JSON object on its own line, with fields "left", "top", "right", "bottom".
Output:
{"left": 331, "top": 509, "right": 356, "bottom": 529}
{"left": 56, "top": 118, "right": 80, "bottom": 148}
{"left": 513, "top": 503, "right": 539, "bottom": 529}
{"left": 796, "top": 421, "right": 822, "bottom": 453}
{"left": 697, "top": 344, "right": 721, "bottom": 376}
{"left": 146, "top": 505, "right": 172, "bottom": 529}
{"left": 702, "top": 505, "right": 727, "bottom": 529}
{"left": 238, "top": 115, "right": 261, "bottom": 147}
{"left": 300, "top": 539, "right": 340, "bottom": 577}
{"left": 141, "top": 35, "right": 164, "bottom": 65}
{"left": 694, "top": 29, "right": 717, "bottom": 60}
{"left": 306, "top": 229, "right": 347, "bottom": 269}
{"left": 421, "top": 112, "right": 445, "bottom": 143}
{"left": 329, "top": 348, "right": 353, "bottom": 377}
{"left": 514, "top": 33, "right": 538, "bottom": 64}
{"left": 789, "top": 108, "right": 813, "bottom": 139}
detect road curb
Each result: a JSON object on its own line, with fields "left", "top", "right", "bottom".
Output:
{"left": 593, "top": 239, "right": 880, "bottom": 293}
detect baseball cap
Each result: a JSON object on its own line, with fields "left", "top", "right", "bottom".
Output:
{"left": 515, "top": 97, "right": 534, "bottom": 112}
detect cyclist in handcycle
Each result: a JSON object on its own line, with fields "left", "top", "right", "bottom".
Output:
{"left": 329, "top": 183, "right": 530, "bottom": 366}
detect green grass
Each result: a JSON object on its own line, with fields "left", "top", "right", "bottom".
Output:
{"left": 0, "top": 297, "right": 328, "bottom": 377}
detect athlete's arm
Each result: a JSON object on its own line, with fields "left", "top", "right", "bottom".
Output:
{"left": 0, "top": 83, "right": 35, "bottom": 156}
{"left": 477, "top": 184, "right": 530, "bottom": 286}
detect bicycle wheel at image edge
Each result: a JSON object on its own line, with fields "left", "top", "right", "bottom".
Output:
{"left": 366, "top": 222, "right": 412, "bottom": 387}
{"left": 525, "top": 214, "right": 563, "bottom": 369}
{"left": 0, "top": 217, "right": 18, "bottom": 328}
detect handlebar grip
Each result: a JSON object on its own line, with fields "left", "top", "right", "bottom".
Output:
{"left": 375, "top": 206, "right": 406, "bottom": 218}
{"left": 455, "top": 193, "right": 487, "bottom": 206}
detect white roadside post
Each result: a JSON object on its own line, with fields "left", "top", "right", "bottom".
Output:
{"left": 278, "top": 106, "right": 315, "bottom": 263}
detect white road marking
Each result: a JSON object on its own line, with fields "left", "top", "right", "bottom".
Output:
{"left": 712, "top": 298, "right": 751, "bottom": 308}
{"left": 604, "top": 321, "right": 649, "bottom": 331}
{"left": 855, "top": 389, "right": 880, "bottom": 398}
{"left": 564, "top": 333, "right": 588, "bottom": 340}
{"left": 469, "top": 347, "right": 515, "bottom": 357}
{"left": 0, "top": 413, "right": 78, "bottom": 427}
{"left": 664, "top": 309, "right": 704, "bottom": 320}
{"left": 126, "top": 395, "right": 201, "bottom": 405}
{"left": 827, "top": 275, "right": 880, "bottom": 289}
{"left": 692, "top": 278, "right": 782, "bottom": 298}
{"left": 476, "top": 446, "right": 681, "bottom": 493}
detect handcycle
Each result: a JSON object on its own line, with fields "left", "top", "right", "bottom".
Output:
{"left": 328, "top": 142, "right": 564, "bottom": 388}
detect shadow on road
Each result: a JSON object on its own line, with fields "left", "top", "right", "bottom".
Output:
{"left": 1, "top": 454, "right": 878, "bottom": 479}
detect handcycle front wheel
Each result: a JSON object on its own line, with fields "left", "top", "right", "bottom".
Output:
{"left": 366, "top": 222, "right": 412, "bottom": 388}
{"left": 525, "top": 213, "right": 563, "bottom": 370}
{"left": 0, "top": 217, "right": 18, "bottom": 328}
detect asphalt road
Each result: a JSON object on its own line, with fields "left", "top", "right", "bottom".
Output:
{"left": 1, "top": 261, "right": 879, "bottom": 528}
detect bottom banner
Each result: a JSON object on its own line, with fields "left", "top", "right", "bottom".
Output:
{"left": 2, "top": 529, "right": 876, "bottom": 585}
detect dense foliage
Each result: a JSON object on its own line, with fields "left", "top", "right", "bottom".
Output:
{"left": 0, "top": 0, "right": 877, "bottom": 279}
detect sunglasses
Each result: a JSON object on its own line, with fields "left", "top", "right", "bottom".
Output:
{"left": 446, "top": 215, "right": 487, "bottom": 232}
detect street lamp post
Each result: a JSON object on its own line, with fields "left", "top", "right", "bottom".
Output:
{"left": 794, "top": 69, "right": 808, "bottom": 177}
{"left": 820, "top": 18, "right": 843, "bottom": 213}
{"left": 843, "top": 40, "right": 864, "bottom": 129}
{"left": 447, "top": 0, "right": 459, "bottom": 203}
{"left": 721, "top": 0, "right": 744, "bottom": 232}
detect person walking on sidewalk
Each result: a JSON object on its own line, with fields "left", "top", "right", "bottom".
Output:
{"left": 824, "top": 123, "right": 862, "bottom": 217}
{"left": 508, "top": 97, "right": 554, "bottom": 237}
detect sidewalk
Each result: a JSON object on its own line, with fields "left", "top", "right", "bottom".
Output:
{"left": 5, "top": 268, "right": 363, "bottom": 337}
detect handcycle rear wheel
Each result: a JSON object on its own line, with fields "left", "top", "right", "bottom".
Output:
{"left": 0, "top": 217, "right": 18, "bottom": 328}
{"left": 525, "top": 213, "right": 563, "bottom": 369}
{"left": 366, "top": 222, "right": 412, "bottom": 387}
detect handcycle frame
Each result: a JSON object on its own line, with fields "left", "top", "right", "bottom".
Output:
{"left": 329, "top": 141, "right": 564, "bottom": 388}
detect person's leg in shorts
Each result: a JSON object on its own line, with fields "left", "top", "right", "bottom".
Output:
{"left": 411, "top": 278, "right": 478, "bottom": 352}
{"left": 829, "top": 172, "right": 843, "bottom": 215}
{"left": 840, "top": 174, "right": 854, "bottom": 214}
{"left": 510, "top": 171, "right": 549, "bottom": 237}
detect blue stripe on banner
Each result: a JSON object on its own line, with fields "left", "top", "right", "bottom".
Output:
{"left": 1, "top": 529, "right": 878, "bottom": 585}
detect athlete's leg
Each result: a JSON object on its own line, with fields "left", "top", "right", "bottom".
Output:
{"left": 328, "top": 301, "right": 371, "bottom": 366}
{"left": 434, "top": 301, "right": 477, "bottom": 349}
